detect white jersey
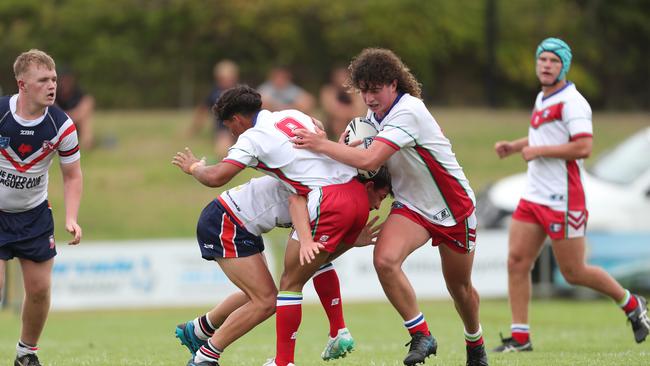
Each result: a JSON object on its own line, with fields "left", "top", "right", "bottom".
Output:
{"left": 524, "top": 83, "right": 592, "bottom": 211}
{"left": 218, "top": 176, "right": 292, "bottom": 236}
{"left": 0, "top": 95, "right": 80, "bottom": 212}
{"left": 369, "top": 93, "right": 475, "bottom": 226}
{"left": 224, "top": 109, "right": 357, "bottom": 194}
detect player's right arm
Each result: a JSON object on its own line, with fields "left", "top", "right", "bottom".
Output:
{"left": 172, "top": 147, "right": 243, "bottom": 187}
{"left": 494, "top": 137, "right": 529, "bottom": 159}
{"left": 288, "top": 194, "right": 324, "bottom": 265}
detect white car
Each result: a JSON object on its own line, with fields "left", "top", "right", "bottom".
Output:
{"left": 477, "top": 127, "right": 650, "bottom": 232}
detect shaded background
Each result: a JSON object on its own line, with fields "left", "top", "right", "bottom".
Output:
{"left": 1, "top": 0, "right": 648, "bottom": 109}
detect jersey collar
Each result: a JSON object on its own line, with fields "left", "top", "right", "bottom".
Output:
{"left": 374, "top": 92, "right": 405, "bottom": 124}
{"left": 542, "top": 81, "right": 573, "bottom": 101}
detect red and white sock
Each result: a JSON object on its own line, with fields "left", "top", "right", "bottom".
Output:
{"left": 404, "top": 312, "right": 431, "bottom": 336}
{"left": 193, "top": 313, "right": 216, "bottom": 341}
{"left": 618, "top": 289, "right": 639, "bottom": 314}
{"left": 16, "top": 340, "right": 38, "bottom": 358}
{"left": 275, "top": 291, "right": 302, "bottom": 366}
{"left": 194, "top": 339, "right": 222, "bottom": 364}
{"left": 464, "top": 325, "right": 484, "bottom": 347}
{"left": 313, "top": 263, "right": 346, "bottom": 338}
{"left": 511, "top": 323, "right": 530, "bottom": 344}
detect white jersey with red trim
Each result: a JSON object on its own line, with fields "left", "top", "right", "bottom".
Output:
{"left": 0, "top": 95, "right": 80, "bottom": 212}
{"left": 224, "top": 109, "right": 356, "bottom": 194}
{"left": 369, "top": 93, "right": 475, "bottom": 227}
{"left": 524, "top": 82, "right": 592, "bottom": 211}
{"left": 218, "top": 175, "right": 293, "bottom": 236}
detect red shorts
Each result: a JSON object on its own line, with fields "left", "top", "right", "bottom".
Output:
{"left": 390, "top": 202, "right": 477, "bottom": 254}
{"left": 512, "top": 199, "right": 588, "bottom": 240}
{"left": 301, "top": 179, "right": 369, "bottom": 253}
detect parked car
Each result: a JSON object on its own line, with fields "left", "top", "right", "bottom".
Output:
{"left": 477, "top": 127, "right": 650, "bottom": 232}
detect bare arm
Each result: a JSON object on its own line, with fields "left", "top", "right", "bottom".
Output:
{"left": 172, "top": 147, "right": 243, "bottom": 187}
{"left": 494, "top": 136, "right": 529, "bottom": 159}
{"left": 521, "top": 136, "right": 592, "bottom": 161}
{"left": 293, "top": 128, "right": 394, "bottom": 171}
{"left": 288, "top": 194, "right": 324, "bottom": 265}
{"left": 60, "top": 160, "right": 83, "bottom": 245}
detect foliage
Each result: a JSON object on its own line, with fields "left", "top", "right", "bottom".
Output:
{"left": 0, "top": 0, "right": 648, "bottom": 108}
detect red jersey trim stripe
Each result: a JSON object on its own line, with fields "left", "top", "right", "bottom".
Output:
{"left": 414, "top": 146, "right": 475, "bottom": 222}
{"left": 256, "top": 162, "right": 311, "bottom": 196}
{"left": 531, "top": 102, "right": 563, "bottom": 129}
{"left": 374, "top": 137, "right": 400, "bottom": 151}
{"left": 0, "top": 123, "right": 77, "bottom": 173}
{"left": 566, "top": 160, "right": 586, "bottom": 211}
{"left": 222, "top": 159, "right": 246, "bottom": 168}
{"left": 59, "top": 145, "right": 79, "bottom": 157}
{"left": 570, "top": 133, "right": 593, "bottom": 141}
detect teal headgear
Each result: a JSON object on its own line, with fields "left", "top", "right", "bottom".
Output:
{"left": 536, "top": 37, "right": 572, "bottom": 81}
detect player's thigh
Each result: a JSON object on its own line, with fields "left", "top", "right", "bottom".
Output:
{"left": 551, "top": 236, "right": 587, "bottom": 273}
{"left": 19, "top": 257, "right": 53, "bottom": 294}
{"left": 508, "top": 218, "right": 547, "bottom": 265}
{"left": 280, "top": 238, "right": 330, "bottom": 291}
{"left": 216, "top": 253, "right": 276, "bottom": 301}
{"left": 374, "top": 213, "right": 430, "bottom": 265}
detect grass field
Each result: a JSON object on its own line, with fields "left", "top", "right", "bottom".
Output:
{"left": 41, "top": 108, "right": 649, "bottom": 244}
{"left": 1, "top": 299, "right": 649, "bottom": 365}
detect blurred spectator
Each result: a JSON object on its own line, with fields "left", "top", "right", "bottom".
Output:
{"left": 56, "top": 68, "right": 96, "bottom": 150}
{"left": 187, "top": 59, "right": 239, "bottom": 158}
{"left": 258, "top": 66, "right": 315, "bottom": 114}
{"left": 319, "top": 66, "right": 366, "bottom": 140}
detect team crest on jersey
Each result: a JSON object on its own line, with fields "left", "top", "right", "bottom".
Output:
{"left": 42, "top": 140, "right": 55, "bottom": 153}
{"left": 318, "top": 235, "right": 330, "bottom": 243}
{"left": 549, "top": 223, "right": 563, "bottom": 233}
{"left": 17, "top": 143, "right": 33, "bottom": 156}
{"left": 0, "top": 136, "right": 9, "bottom": 149}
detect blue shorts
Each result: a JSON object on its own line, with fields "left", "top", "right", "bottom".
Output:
{"left": 196, "top": 200, "right": 264, "bottom": 260}
{"left": 0, "top": 200, "right": 56, "bottom": 262}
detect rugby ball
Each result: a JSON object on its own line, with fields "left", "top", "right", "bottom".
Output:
{"left": 344, "top": 117, "right": 379, "bottom": 179}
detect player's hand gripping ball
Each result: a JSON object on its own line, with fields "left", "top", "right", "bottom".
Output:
{"left": 344, "top": 117, "right": 379, "bottom": 179}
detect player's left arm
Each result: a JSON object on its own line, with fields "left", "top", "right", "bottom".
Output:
{"left": 60, "top": 160, "right": 83, "bottom": 245}
{"left": 521, "top": 135, "right": 592, "bottom": 161}
{"left": 173, "top": 147, "right": 243, "bottom": 187}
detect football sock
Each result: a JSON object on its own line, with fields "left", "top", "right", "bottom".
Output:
{"left": 275, "top": 291, "right": 303, "bottom": 366}
{"left": 312, "top": 263, "right": 346, "bottom": 338}
{"left": 194, "top": 339, "right": 222, "bottom": 364}
{"left": 464, "top": 324, "right": 484, "bottom": 347}
{"left": 618, "top": 289, "right": 639, "bottom": 314}
{"left": 16, "top": 340, "right": 38, "bottom": 357}
{"left": 511, "top": 323, "right": 530, "bottom": 344}
{"left": 193, "top": 313, "right": 216, "bottom": 340}
{"left": 404, "top": 312, "right": 431, "bottom": 336}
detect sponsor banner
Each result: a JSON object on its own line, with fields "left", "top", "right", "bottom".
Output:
{"left": 51, "top": 238, "right": 274, "bottom": 310}
{"left": 51, "top": 231, "right": 508, "bottom": 310}
{"left": 302, "top": 230, "right": 509, "bottom": 301}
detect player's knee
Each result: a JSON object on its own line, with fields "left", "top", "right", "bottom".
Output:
{"left": 559, "top": 265, "right": 583, "bottom": 285}
{"left": 24, "top": 283, "right": 50, "bottom": 303}
{"left": 373, "top": 252, "right": 398, "bottom": 275}
{"left": 259, "top": 295, "right": 277, "bottom": 318}
{"left": 507, "top": 253, "right": 532, "bottom": 273}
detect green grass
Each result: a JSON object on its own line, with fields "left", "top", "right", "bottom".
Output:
{"left": 43, "top": 108, "right": 649, "bottom": 243}
{"left": 1, "top": 299, "right": 648, "bottom": 365}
